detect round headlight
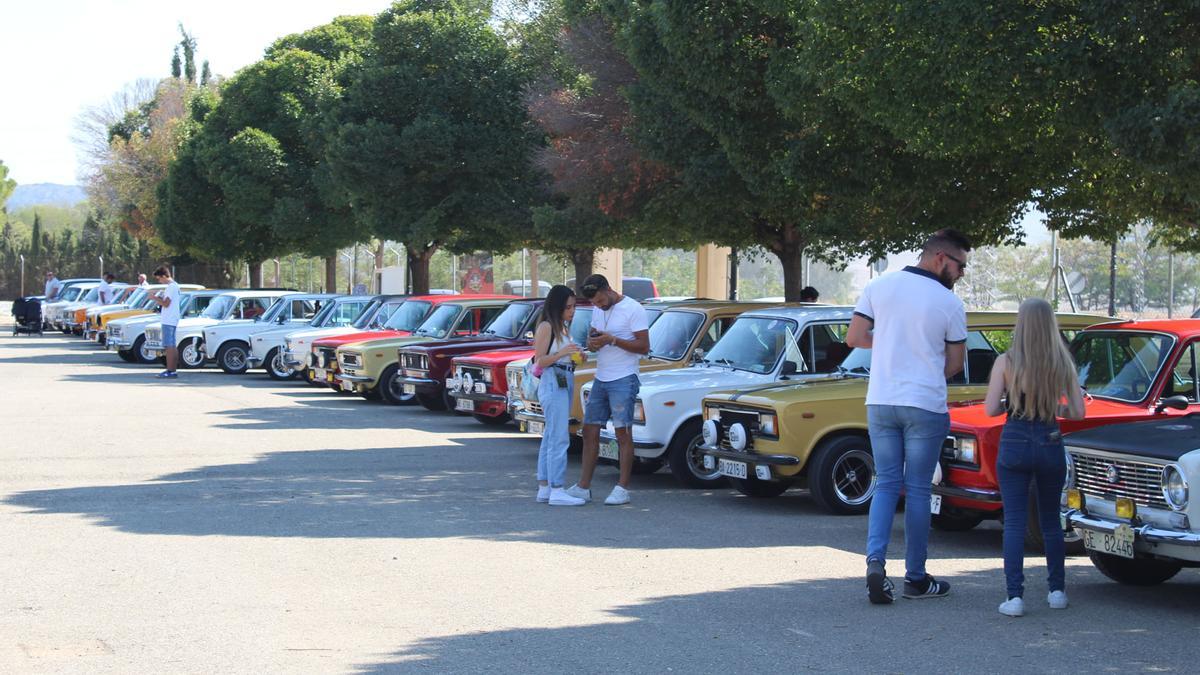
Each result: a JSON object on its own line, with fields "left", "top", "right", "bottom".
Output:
{"left": 462, "top": 372, "right": 474, "bottom": 392}
{"left": 1162, "top": 464, "right": 1189, "bottom": 511}
{"left": 728, "top": 423, "right": 748, "bottom": 451}
{"left": 702, "top": 419, "right": 719, "bottom": 447}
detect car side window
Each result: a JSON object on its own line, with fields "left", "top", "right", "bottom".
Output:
{"left": 478, "top": 307, "right": 504, "bottom": 331}
{"left": 948, "top": 329, "right": 1007, "bottom": 386}
{"left": 1167, "top": 342, "right": 1198, "bottom": 402}
{"left": 807, "top": 321, "right": 851, "bottom": 374}
{"left": 237, "top": 298, "right": 268, "bottom": 320}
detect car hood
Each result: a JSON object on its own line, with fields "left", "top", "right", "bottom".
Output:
{"left": 1065, "top": 414, "right": 1200, "bottom": 462}
{"left": 340, "top": 335, "right": 433, "bottom": 352}
{"left": 601, "top": 365, "right": 775, "bottom": 399}
{"left": 398, "top": 335, "right": 528, "bottom": 356}
{"left": 949, "top": 397, "right": 1163, "bottom": 436}
{"left": 455, "top": 346, "right": 536, "bottom": 367}
{"left": 313, "top": 329, "right": 408, "bottom": 348}
{"left": 109, "top": 314, "right": 161, "bottom": 328}
{"left": 704, "top": 375, "right": 868, "bottom": 407}
{"left": 88, "top": 303, "right": 126, "bottom": 315}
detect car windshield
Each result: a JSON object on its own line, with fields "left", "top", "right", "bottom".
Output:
{"left": 1072, "top": 331, "right": 1175, "bottom": 403}
{"left": 258, "top": 297, "right": 288, "bottom": 323}
{"left": 483, "top": 303, "right": 535, "bottom": 339}
{"left": 703, "top": 316, "right": 802, "bottom": 374}
{"left": 385, "top": 301, "right": 433, "bottom": 331}
{"left": 81, "top": 287, "right": 101, "bottom": 302}
{"left": 125, "top": 289, "right": 147, "bottom": 306}
{"left": 61, "top": 287, "right": 82, "bottom": 302}
{"left": 414, "top": 304, "right": 461, "bottom": 338}
{"left": 648, "top": 310, "right": 704, "bottom": 360}
{"left": 325, "top": 299, "right": 370, "bottom": 327}
{"left": 568, "top": 307, "right": 594, "bottom": 346}
{"left": 201, "top": 295, "right": 235, "bottom": 319}
{"left": 185, "top": 294, "right": 216, "bottom": 318}
{"left": 644, "top": 307, "right": 664, "bottom": 326}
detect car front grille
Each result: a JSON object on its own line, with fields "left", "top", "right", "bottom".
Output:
{"left": 711, "top": 407, "right": 760, "bottom": 453}
{"left": 147, "top": 327, "right": 160, "bottom": 342}
{"left": 109, "top": 326, "right": 122, "bottom": 338}
{"left": 340, "top": 352, "right": 361, "bottom": 367}
{"left": 526, "top": 401, "right": 544, "bottom": 416}
{"left": 458, "top": 366, "right": 484, "bottom": 391}
{"left": 402, "top": 353, "right": 428, "bottom": 372}
{"left": 1070, "top": 451, "right": 1168, "bottom": 510}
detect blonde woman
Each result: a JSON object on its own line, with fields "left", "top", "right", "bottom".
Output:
{"left": 983, "top": 298, "right": 1086, "bottom": 617}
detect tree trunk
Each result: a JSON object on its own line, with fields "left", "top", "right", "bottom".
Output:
{"left": 570, "top": 248, "right": 595, "bottom": 291}
{"left": 325, "top": 256, "right": 337, "bottom": 294}
{"left": 1107, "top": 239, "right": 1117, "bottom": 317}
{"left": 774, "top": 225, "right": 806, "bottom": 302}
{"left": 407, "top": 244, "right": 437, "bottom": 295}
{"left": 374, "top": 241, "right": 385, "bottom": 294}
{"left": 529, "top": 250, "right": 540, "bottom": 297}
{"left": 247, "top": 261, "right": 263, "bottom": 288}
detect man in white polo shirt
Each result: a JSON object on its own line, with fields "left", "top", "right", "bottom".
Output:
{"left": 846, "top": 228, "right": 970, "bottom": 604}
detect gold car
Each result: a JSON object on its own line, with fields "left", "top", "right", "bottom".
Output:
{"left": 509, "top": 301, "right": 763, "bottom": 440}
{"left": 699, "top": 311, "right": 1109, "bottom": 514}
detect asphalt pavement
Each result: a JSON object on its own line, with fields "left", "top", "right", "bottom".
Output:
{"left": 1, "top": 321, "right": 1197, "bottom": 673}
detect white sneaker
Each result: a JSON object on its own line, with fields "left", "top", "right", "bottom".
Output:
{"left": 1047, "top": 590, "right": 1068, "bottom": 609}
{"left": 549, "top": 487, "right": 586, "bottom": 506}
{"left": 604, "top": 485, "right": 631, "bottom": 505}
{"left": 998, "top": 597, "right": 1025, "bottom": 617}
{"left": 565, "top": 484, "right": 592, "bottom": 502}
{"left": 536, "top": 485, "right": 551, "bottom": 503}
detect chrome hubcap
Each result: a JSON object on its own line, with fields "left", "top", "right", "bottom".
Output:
{"left": 833, "top": 449, "right": 876, "bottom": 506}
{"left": 225, "top": 348, "right": 246, "bottom": 370}
{"left": 687, "top": 435, "right": 720, "bottom": 480}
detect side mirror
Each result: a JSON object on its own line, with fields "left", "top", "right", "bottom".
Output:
{"left": 1155, "top": 395, "right": 1191, "bottom": 413}
{"left": 524, "top": 331, "right": 534, "bottom": 340}
{"left": 275, "top": 315, "right": 287, "bottom": 324}
{"left": 780, "top": 361, "right": 799, "bottom": 377}
{"left": 691, "top": 349, "right": 705, "bottom": 363}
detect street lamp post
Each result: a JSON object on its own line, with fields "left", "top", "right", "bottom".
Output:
{"left": 340, "top": 250, "right": 353, "bottom": 293}
{"left": 98, "top": 255, "right": 104, "bottom": 278}
{"left": 19, "top": 254, "right": 24, "bottom": 297}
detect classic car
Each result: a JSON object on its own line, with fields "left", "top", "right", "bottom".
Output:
{"left": 143, "top": 290, "right": 298, "bottom": 368}
{"left": 338, "top": 296, "right": 519, "bottom": 403}
{"left": 64, "top": 284, "right": 130, "bottom": 336}
{"left": 1062, "top": 413, "right": 1200, "bottom": 586}
{"left": 309, "top": 294, "right": 472, "bottom": 388}
{"left": 83, "top": 285, "right": 143, "bottom": 341}
{"left": 41, "top": 278, "right": 100, "bottom": 329}
{"left": 201, "top": 293, "right": 338, "bottom": 374}
{"left": 699, "top": 311, "right": 1107, "bottom": 513}
{"left": 576, "top": 305, "right": 852, "bottom": 488}
{"left": 937, "top": 319, "right": 1200, "bottom": 547}
{"left": 248, "top": 295, "right": 372, "bottom": 380}
{"left": 90, "top": 284, "right": 199, "bottom": 340}
{"left": 107, "top": 290, "right": 223, "bottom": 363}
{"left": 506, "top": 301, "right": 757, "bottom": 442}
{"left": 45, "top": 282, "right": 100, "bottom": 331}
{"left": 55, "top": 283, "right": 113, "bottom": 334}
{"left": 282, "top": 294, "right": 409, "bottom": 378}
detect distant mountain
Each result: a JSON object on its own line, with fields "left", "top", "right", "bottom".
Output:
{"left": 6, "top": 183, "right": 87, "bottom": 210}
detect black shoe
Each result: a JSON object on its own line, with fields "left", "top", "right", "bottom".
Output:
{"left": 866, "top": 559, "right": 894, "bottom": 605}
{"left": 902, "top": 574, "right": 951, "bottom": 599}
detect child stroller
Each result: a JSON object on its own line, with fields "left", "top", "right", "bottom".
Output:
{"left": 11, "top": 296, "right": 44, "bottom": 336}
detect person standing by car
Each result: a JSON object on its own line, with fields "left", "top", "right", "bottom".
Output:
{"left": 846, "top": 228, "right": 971, "bottom": 604}
{"left": 800, "top": 286, "right": 820, "bottom": 303}
{"left": 566, "top": 274, "right": 650, "bottom": 506}
{"left": 147, "top": 266, "right": 181, "bottom": 379}
{"left": 983, "top": 298, "right": 1085, "bottom": 617}
{"left": 533, "top": 285, "right": 586, "bottom": 506}
{"left": 97, "top": 273, "right": 117, "bottom": 303}
{"left": 137, "top": 273, "right": 148, "bottom": 288}
{"left": 44, "top": 271, "right": 62, "bottom": 300}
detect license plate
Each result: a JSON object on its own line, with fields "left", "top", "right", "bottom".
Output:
{"left": 1083, "top": 525, "right": 1135, "bottom": 559}
{"left": 930, "top": 494, "right": 942, "bottom": 515}
{"left": 326, "top": 373, "right": 335, "bottom": 383}
{"left": 455, "top": 397, "right": 474, "bottom": 412}
{"left": 312, "top": 368, "right": 325, "bottom": 379}
{"left": 599, "top": 440, "right": 620, "bottom": 460}
{"left": 527, "top": 420, "right": 544, "bottom": 435}
{"left": 403, "top": 384, "right": 415, "bottom": 394}
{"left": 718, "top": 458, "right": 748, "bottom": 479}
{"left": 341, "top": 379, "right": 355, "bottom": 392}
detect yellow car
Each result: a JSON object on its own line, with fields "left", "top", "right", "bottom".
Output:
{"left": 90, "top": 284, "right": 204, "bottom": 339}
{"left": 698, "top": 311, "right": 1109, "bottom": 514}
{"left": 509, "top": 301, "right": 764, "bottom": 442}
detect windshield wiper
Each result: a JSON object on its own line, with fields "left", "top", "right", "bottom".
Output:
{"left": 705, "top": 357, "right": 736, "bottom": 369}
{"left": 836, "top": 365, "right": 870, "bottom": 378}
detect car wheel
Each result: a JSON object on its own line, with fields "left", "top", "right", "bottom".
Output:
{"left": 473, "top": 412, "right": 512, "bottom": 425}
{"left": 632, "top": 457, "right": 664, "bottom": 475}
{"left": 216, "top": 341, "right": 250, "bottom": 375}
{"left": 417, "top": 392, "right": 448, "bottom": 411}
{"left": 931, "top": 512, "right": 985, "bottom": 532}
{"left": 1088, "top": 551, "right": 1181, "bottom": 586}
{"left": 178, "top": 338, "right": 205, "bottom": 369}
{"left": 117, "top": 348, "right": 136, "bottom": 363}
{"left": 133, "top": 335, "right": 156, "bottom": 364}
{"left": 729, "top": 476, "right": 790, "bottom": 498}
{"left": 808, "top": 435, "right": 876, "bottom": 515}
{"left": 379, "top": 365, "right": 416, "bottom": 406}
{"left": 265, "top": 348, "right": 295, "bottom": 380}
{"left": 361, "top": 387, "right": 383, "bottom": 401}
{"left": 667, "top": 419, "right": 723, "bottom": 488}
{"left": 1023, "top": 486, "right": 1085, "bottom": 555}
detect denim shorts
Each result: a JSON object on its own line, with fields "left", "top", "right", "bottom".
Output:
{"left": 584, "top": 374, "right": 640, "bottom": 428}
{"left": 161, "top": 324, "right": 177, "bottom": 347}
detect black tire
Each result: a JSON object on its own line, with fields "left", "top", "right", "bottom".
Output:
{"left": 216, "top": 341, "right": 251, "bottom": 375}
{"left": 1088, "top": 552, "right": 1182, "bottom": 586}
{"left": 361, "top": 387, "right": 383, "bottom": 401}
{"left": 117, "top": 348, "right": 136, "bottom": 363}
{"left": 1024, "top": 486, "right": 1085, "bottom": 555}
{"left": 808, "top": 435, "right": 877, "bottom": 515}
{"left": 667, "top": 419, "right": 723, "bottom": 488}
{"left": 265, "top": 348, "right": 295, "bottom": 380}
{"left": 932, "top": 512, "right": 985, "bottom": 532}
{"left": 473, "top": 412, "right": 512, "bottom": 425}
{"left": 729, "top": 476, "right": 791, "bottom": 498}
{"left": 178, "top": 338, "right": 205, "bottom": 369}
{"left": 133, "top": 335, "right": 157, "bottom": 364}
{"left": 632, "top": 457, "right": 664, "bottom": 475}
{"left": 378, "top": 365, "right": 416, "bottom": 406}
{"left": 417, "top": 391, "right": 448, "bottom": 411}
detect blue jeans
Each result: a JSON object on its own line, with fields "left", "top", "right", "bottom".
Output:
{"left": 583, "top": 374, "right": 640, "bottom": 428}
{"left": 161, "top": 323, "right": 177, "bottom": 346}
{"left": 537, "top": 368, "right": 573, "bottom": 488}
{"left": 997, "top": 417, "right": 1067, "bottom": 599}
{"left": 865, "top": 404, "right": 950, "bottom": 581}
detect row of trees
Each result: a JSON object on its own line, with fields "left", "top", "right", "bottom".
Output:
{"left": 25, "top": 1, "right": 1200, "bottom": 300}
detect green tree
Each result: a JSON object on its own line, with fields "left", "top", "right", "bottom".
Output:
{"left": 179, "top": 24, "right": 198, "bottom": 84}
{"left": 200, "top": 60, "right": 212, "bottom": 86}
{"left": 0, "top": 160, "right": 15, "bottom": 212}
{"left": 325, "top": 0, "right": 534, "bottom": 293}
{"left": 171, "top": 47, "right": 182, "bottom": 79}
{"left": 30, "top": 213, "right": 41, "bottom": 260}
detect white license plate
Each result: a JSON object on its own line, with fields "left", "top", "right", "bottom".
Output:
{"left": 930, "top": 494, "right": 942, "bottom": 515}
{"left": 526, "top": 420, "right": 544, "bottom": 435}
{"left": 718, "top": 458, "right": 748, "bottom": 479}
{"left": 599, "top": 440, "right": 620, "bottom": 460}
{"left": 1083, "top": 525, "right": 1135, "bottom": 559}
{"left": 455, "top": 397, "right": 474, "bottom": 412}
{"left": 341, "top": 379, "right": 355, "bottom": 392}
{"left": 403, "top": 384, "right": 416, "bottom": 394}
{"left": 312, "top": 368, "right": 326, "bottom": 379}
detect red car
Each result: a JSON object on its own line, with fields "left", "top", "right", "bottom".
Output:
{"left": 934, "top": 319, "right": 1200, "bottom": 546}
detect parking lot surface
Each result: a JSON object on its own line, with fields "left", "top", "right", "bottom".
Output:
{"left": 1, "top": 328, "right": 1197, "bottom": 673}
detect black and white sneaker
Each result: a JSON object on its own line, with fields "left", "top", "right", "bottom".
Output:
{"left": 866, "top": 559, "right": 894, "bottom": 605}
{"left": 902, "top": 574, "right": 951, "bottom": 599}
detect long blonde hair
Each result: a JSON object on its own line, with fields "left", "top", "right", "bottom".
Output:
{"left": 1006, "top": 298, "right": 1077, "bottom": 421}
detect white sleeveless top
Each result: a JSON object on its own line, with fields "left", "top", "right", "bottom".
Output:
{"left": 543, "top": 325, "right": 572, "bottom": 367}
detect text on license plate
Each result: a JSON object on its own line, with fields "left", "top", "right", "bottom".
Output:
{"left": 341, "top": 379, "right": 355, "bottom": 392}
{"left": 599, "top": 440, "right": 620, "bottom": 460}
{"left": 526, "top": 420, "right": 544, "bottom": 435}
{"left": 718, "top": 458, "right": 748, "bottom": 479}
{"left": 930, "top": 494, "right": 942, "bottom": 515}
{"left": 402, "top": 384, "right": 415, "bottom": 395}
{"left": 1083, "top": 526, "right": 1135, "bottom": 559}
{"left": 455, "top": 397, "right": 474, "bottom": 412}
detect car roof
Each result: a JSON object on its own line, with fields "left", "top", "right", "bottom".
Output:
{"left": 432, "top": 296, "right": 522, "bottom": 308}
{"left": 653, "top": 300, "right": 764, "bottom": 313}
{"left": 739, "top": 304, "right": 855, "bottom": 321}
{"left": 1082, "top": 318, "right": 1200, "bottom": 338}
{"left": 963, "top": 310, "right": 1112, "bottom": 328}
{"left": 213, "top": 289, "right": 298, "bottom": 298}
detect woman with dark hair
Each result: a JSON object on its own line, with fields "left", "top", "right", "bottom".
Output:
{"left": 534, "top": 285, "right": 585, "bottom": 506}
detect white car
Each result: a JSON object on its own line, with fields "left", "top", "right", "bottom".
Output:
{"left": 84, "top": 286, "right": 142, "bottom": 340}
{"left": 579, "top": 305, "right": 854, "bottom": 487}
{"left": 44, "top": 281, "right": 101, "bottom": 330}
{"left": 282, "top": 295, "right": 409, "bottom": 378}
{"left": 202, "top": 293, "right": 339, "bottom": 374}
{"left": 107, "top": 290, "right": 224, "bottom": 363}
{"left": 143, "top": 290, "right": 298, "bottom": 368}
{"left": 249, "top": 295, "right": 374, "bottom": 380}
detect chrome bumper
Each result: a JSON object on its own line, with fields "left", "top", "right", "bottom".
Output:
{"left": 452, "top": 391, "right": 506, "bottom": 403}
{"left": 339, "top": 373, "right": 374, "bottom": 384}
{"left": 931, "top": 484, "right": 1003, "bottom": 504}
{"left": 396, "top": 375, "right": 437, "bottom": 387}
{"left": 1065, "top": 510, "right": 1200, "bottom": 547}
{"left": 699, "top": 444, "right": 801, "bottom": 466}
{"left": 599, "top": 429, "right": 663, "bottom": 451}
